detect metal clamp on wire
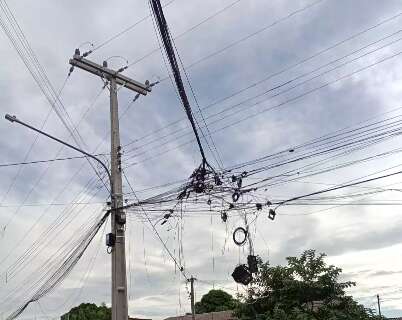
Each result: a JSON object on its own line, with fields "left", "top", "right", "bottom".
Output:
{"left": 232, "top": 191, "right": 240, "bottom": 202}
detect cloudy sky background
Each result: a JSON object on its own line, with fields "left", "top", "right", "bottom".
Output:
{"left": 1, "top": 0, "right": 402, "bottom": 318}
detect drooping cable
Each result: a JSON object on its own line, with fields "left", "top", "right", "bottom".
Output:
{"left": 5, "top": 211, "right": 109, "bottom": 320}
{"left": 0, "top": 0, "right": 109, "bottom": 193}
{"left": 275, "top": 170, "right": 402, "bottom": 209}
{"left": 122, "top": 169, "right": 188, "bottom": 280}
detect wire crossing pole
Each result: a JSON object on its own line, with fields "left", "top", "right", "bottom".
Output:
{"left": 188, "top": 277, "right": 197, "bottom": 320}
{"left": 70, "top": 50, "right": 151, "bottom": 320}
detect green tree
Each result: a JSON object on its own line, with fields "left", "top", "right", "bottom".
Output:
{"left": 235, "top": 250, "right": 382, "bottom": 320}
{"left": 195, "top": 289, "right": 237, "bottom": 314}
{"left": 60, "top": 303, "right": 111, "bottom": 320}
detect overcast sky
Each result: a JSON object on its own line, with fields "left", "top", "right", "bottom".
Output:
{"left": 1, "top": 0, "right": 402, "bottom": 319}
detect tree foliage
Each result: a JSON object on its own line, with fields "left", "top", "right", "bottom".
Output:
{"left": 195, "top": 289, "right": 237, "bottom": 314}
{"left": 235, "top": 250, "right": 382, "bottom": 320}
{"left": 60, "top": 303, "right": 111, "bottom": 320}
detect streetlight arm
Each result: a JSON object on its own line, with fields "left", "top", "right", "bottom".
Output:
{"left": 4, "top": 114, "right": 112, "bottom": 186}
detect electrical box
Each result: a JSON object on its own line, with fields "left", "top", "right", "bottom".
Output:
{"left": 106, "top": 233, "right": 116, "bottom": 247}
{"left": 117, "top": 212, "right": 126, "bottom": 225}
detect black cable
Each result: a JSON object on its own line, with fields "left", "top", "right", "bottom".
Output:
{"left": 172, "top": 30, "right": 225, "bottom": 169}
{"left": 0, "top": 2, "right": 110, "bottom": 193}
{"left": 149, "top": 0, "right": 210, "bottom": 167}
{"left": 0, "top": 85, "right": 113, "bottom": 268}
{"left": 0, "top": 184, "right": 107, "bottom": 284}
{"left": 244, "top": 120, "right": 402, "bottom": 179}
{"left": 122, "top": 33, "right": 402, "bottom": 159}
{"left": 261, "top": 143, "right": 402, "bottom": 188}
{"left": 275, "top": 170, "right": 402, "bottom": 209}
{"left": 0, "top": 154, "right": 108, "bottom": 168}
{"left": 0, "top": 209, "right": 104, "bottom": 303}
{"left": 228, "top": 110, "right": 402, "bottom": 171}
{"left": 121, "top": 10, "right": 402, "bottom": 151}
{"left": 2, "top": 90, "right": 146, "bottom": 300}
{"left": 127, "top": 0, "right": 244, "bottom": 68}
{"left": 91, "top": 0, "right": 177, "bottom": 53}
{"left": 122, "top": 169, "right": 188, "bottom": 279}
{"left": 123, "top": 50, "right": 402, "bottom": 168}
{"left": 129, "top": 0, "right": 326, "bottom": 71}
{"left": 4, "top": 211, "right": 109, "bottom": 320}
{"left": 0, "top": 177, "right": 107, "bottom": 278}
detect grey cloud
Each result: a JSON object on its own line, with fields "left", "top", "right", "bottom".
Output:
{"left": 2, "top": 0, "right": 402, "bottom": 319}
{"left": 316, "top": 223, "right": 402, "bottom": 256}
{"left": 370, "top": 270, "right": 402, "bottom": 277}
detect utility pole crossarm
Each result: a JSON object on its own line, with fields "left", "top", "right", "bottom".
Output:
{"left": 69, "top": 53, "right": 151, "bottom": 95}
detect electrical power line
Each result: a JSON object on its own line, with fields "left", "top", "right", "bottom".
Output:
{"left": 122, "top": 169, "right": 188, "bottom": 279}
{"left": 0, "top": 0, "right": 109, "bottom": 194}
{"left": 0, "top": 154, "right": 108, "bottom": 168}
{"left": 122, "top": 32, "right": 402, "bottom": 160}
{"left": 121, "top": 10, "right": 402, "bottom": 152}
{"left": 123, "top": 50, "right": 402, "bottom": 168}
{"left": 90, "top": 0, "right": 177, "bottom": 53}
{"left": 127, "top": 0, "right": 326, "bottom": 70}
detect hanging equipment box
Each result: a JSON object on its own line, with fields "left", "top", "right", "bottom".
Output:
{"left": 106, "top": 233, "right": 116, "bottom": 247}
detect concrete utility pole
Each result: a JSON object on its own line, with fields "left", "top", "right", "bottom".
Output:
{"left": 377, "top": 294, "right": 382, "bottom": 317}
{"left": 188, "top": 277, "right": 197, "bottom": 320}
{"left": 70, "top": 50, "right": 151, "bottom": 320}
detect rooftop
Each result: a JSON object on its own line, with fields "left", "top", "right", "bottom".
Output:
{"left": 164, "top": 311, "right": 235, "bottom": 320}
